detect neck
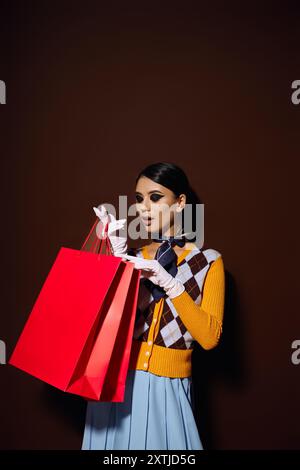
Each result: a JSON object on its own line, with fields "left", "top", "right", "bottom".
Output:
{"left": 152, "top": 226, "right": 177, "bottom": 239}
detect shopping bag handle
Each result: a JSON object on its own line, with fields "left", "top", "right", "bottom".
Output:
{"left": 80, "top": 219, "right": 113, "bottom": 256}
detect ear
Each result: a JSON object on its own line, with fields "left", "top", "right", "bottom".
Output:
{"left": 175, "top": 193, "right": 186, "bottom": 212}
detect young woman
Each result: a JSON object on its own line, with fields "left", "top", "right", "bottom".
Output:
{"left": 81, "top": 162, "right": 225, "bottom": 450}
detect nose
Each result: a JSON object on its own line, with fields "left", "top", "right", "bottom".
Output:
{"left": 138, "top": 197, "right": 151, "bottom": 213}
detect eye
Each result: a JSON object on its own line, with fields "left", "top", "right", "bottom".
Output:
{"left": 150, "top": 194, "right": 163, "bottom": 202}
{"left": 135, "top": 193, "right": 163, "bottom": 203}
{"left": 135, "top": 194, "right": 143, "bottom": 203}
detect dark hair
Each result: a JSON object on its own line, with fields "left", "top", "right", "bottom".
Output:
{"left": 135, "top": 162, "right": 202, "bottom": 241}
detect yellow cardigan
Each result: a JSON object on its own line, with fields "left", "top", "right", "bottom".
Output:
{"left": 129, "top": 246, "right": 225, "bottom": 378}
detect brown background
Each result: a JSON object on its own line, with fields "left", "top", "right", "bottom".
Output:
{"left": 0, "top": 1, "right": 299, "bottom": 450}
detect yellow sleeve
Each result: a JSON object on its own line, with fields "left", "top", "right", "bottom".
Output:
{"left": 171, "top": 256, "right": 225, "bottom": 350}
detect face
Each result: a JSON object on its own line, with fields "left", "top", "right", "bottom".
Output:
{"left": 135, "top": 176, "right": 186, "bottom": 237}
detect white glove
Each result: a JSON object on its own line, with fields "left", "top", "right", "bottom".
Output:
{"left": 93, "top": 205, "right": 128, "bottom": 257}
{"left": 120, "top": 254, "right": 185, "bottom": 299}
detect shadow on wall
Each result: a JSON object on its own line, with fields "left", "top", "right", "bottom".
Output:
{"left": 38, "top": 273, "right": 243, "bottom": 450}
{"left": 192, "top": 270, "right": 246, "bottom": 450}
{"left": 40, "top": 384, "right": 87, "bottom": 449}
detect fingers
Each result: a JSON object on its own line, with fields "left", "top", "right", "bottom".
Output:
{"left": 121, "top": 254, "right": 146, "bottom": 265}
{"left": 108, "top": 212, "right": 115, "bottom": 222}
{"left": 103, "top": 212, "right": 126, "bottom": 226}
{"left": 114, "top": 254, "right": 157, "bottom": 273}
{"left": 120, "top": 255, "right": 144, "bottom": 268}
{"left": 124, "top": 260, "right": 155, "bottom": 272}
{"left": 93, "top": 206, "right": 101, "bottom": 218}
{"left": 121, "top": 254, "right": 138, "bottom": 261}
{"left": 93, "top": 206, "right": 127, "bottom": 229}
{"left": 93, "top": 206, "right": 108, "bottom": 220}
{"left": 113, "top": 221, "right": 126, "bottom": 230}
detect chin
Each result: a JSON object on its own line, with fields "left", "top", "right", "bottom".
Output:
{"left": 142, "top": 221, "right": 160, "bottom": 237}
{"left": 145, "top": 225, "right": 157, "bottom": 234}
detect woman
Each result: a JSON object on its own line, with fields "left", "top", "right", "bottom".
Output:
{"left": 81, "top": 162, "right": 225, "bottom": 450}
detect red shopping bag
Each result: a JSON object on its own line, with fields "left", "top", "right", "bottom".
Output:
{"left": 8, "top": 219, "right": 140, "bottom": 401}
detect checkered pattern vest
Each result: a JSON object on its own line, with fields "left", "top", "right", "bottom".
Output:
{"left": 128, "top": 246, "right": 221, "bottom": 350}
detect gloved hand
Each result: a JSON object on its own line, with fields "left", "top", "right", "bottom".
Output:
{"left": 120, "top": 254, "right": 185, "bottom": 299}
{"left": 93, "top": 205, "right": 128, "bottom": 257}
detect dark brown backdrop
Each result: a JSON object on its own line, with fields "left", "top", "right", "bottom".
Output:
{"left": 0, "top": 1, "right": 299, "bottom": 450}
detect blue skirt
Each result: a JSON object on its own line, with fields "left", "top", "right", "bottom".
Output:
{"left": 81, "top": 369, "right": 203, "bottom": 450}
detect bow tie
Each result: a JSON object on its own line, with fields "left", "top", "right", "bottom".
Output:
{"left": 153, "top": 236, "right": 186, "bottom": 248}
{"left": 144, "top": 236, "right": 186, "bottom": 302}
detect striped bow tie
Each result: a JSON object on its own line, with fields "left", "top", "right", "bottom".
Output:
{"left": 144, "top": 236, "right": 186, "bottom": 302}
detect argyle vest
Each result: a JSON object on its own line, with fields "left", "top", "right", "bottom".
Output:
{"left": 127, "top": 246, "right": 221, "bottom": 350}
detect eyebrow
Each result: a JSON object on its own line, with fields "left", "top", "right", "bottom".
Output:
{"left": 135, "top": 190, "right": 164, "bottom": 195}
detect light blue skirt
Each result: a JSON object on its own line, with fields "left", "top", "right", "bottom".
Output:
{"left": 81, "top": 369, "right": 203, "bottom": 450}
